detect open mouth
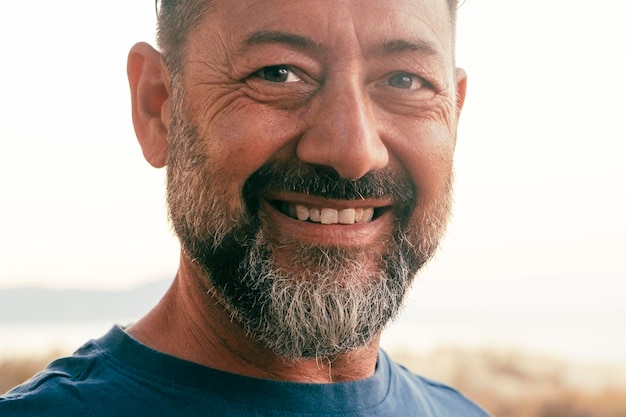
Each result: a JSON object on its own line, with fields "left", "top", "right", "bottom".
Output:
{"left": 270, "top": 201, "right": 389, "bottom": 225}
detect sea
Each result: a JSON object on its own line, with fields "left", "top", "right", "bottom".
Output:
{"left": 1, "top": 308, "right": 625, "bottom": 366}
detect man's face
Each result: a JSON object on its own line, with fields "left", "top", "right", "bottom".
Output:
{"left": 166, "top": 0, "right": 463, "bottom": 359}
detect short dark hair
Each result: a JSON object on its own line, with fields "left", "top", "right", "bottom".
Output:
{"left": 155, "top": 0, "right": 459, "bottom": 77}
{"left": 155, "top": 0, "right": 213, "bottom": 76}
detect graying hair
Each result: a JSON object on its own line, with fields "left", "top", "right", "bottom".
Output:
{"left": 155, "top": 0, "right": 460, "bottom": 76}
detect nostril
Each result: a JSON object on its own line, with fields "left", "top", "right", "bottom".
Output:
{"left": 309, "top": 164, "right": 341, "bottom": 181}
{"left": 295, "top": 102, "right": 388, "bottom": 181}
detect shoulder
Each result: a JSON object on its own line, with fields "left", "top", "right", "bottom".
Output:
{"left": 0, "top": 341, "right": 107, "bottom": 416}
{"left": 383, "top": 352, "right": 491, "bottom": 416}
{"left": 0, "top": 328, "right": 144, "bottom": 417}
{"left": 412, "top": 375, "right": 490, "bottom": 416}
{"left": 0, "top": 326, "right": 212, "bottom": 417}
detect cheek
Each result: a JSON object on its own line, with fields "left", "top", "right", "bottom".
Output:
{"left": 201, "top": 100, "right": 307, "bottom": 184}
{"left": 386, "top": 121, "right": 456, "bottom": 200}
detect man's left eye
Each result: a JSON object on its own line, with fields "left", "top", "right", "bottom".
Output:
{"left": 387, "top": 73, "right": 424, "bottom": 89}
{"left": 255, "top": 65, "right": 301, "bottom": 83}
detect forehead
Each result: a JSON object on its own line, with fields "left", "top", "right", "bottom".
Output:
{"left": 197, "top": 0, "right": 454, "bottom": 61}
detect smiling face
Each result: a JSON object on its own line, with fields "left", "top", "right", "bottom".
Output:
{"left": 164, "top": 0, "right": 466, "bottom": 359}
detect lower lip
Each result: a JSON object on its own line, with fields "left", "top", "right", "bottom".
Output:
{"left": 259, "top": 200, "right": 393, "bottom": 247}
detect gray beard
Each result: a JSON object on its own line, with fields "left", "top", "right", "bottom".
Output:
{"left": 165, "top": 86, "right": 451, "bottom": 361}
{"left": 170, "top": 164, "right": 430, "bottom": 361}
{"left": 172, "top": 174, "right": 437, "bottom": 360}
{"left": 217, "top": 227, "right": 414, "bottom": 360}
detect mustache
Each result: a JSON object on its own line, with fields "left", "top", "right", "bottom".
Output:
{"left": 242, "top": 161, "right": 416, "bottom": 214}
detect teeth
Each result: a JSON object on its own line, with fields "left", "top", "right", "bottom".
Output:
{"left": 320, "top": 208, "right": 339, "bottom": 224}
{"left": 338, "top": 208, "right": 356, "bottom": 224}
{"left": 288, "top": 204, "right": 297, "bottom": 219}
{"left": 355, "top": 208, "right": 364, "bottom": 223}
{"left": 286, "top": 204, "right": 375, "bottom": 225}
{"left": 309, "top": 208, "right": 321, "bottom": 222}
{"left": 359, "top": 207, "right": 374, "bottom": 223}
{"left": 295, "top": 205, "right": 310, "bottom": 221}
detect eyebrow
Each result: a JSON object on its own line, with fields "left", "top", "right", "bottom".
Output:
{"left": 372, "top": 39, "right": 442, "bottom": 58}
{"left": 243, "top": 31, "right": 327, "bottom": 55}
{"left": 241, "top": 31, "right": 443, "bottom": 62}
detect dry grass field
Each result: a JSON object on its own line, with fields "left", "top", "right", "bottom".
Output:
{"left": 392, "top": 348, "right": 626, "bottom": 417}
{"left": 0, "top": 351, "right": 63, "bottom": 395}
{"left": 2, "top": 347, "right": 626, "bottom": 416}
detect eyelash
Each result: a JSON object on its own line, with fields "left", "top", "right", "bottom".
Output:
{"left": 254, "top": 65, "right": 302, "bottom": 83}
{"left": 386, "top": 72, "right": 430, "bottom": 90}
{"left": 249, "top": 65, "right": 434, "bottom": 97}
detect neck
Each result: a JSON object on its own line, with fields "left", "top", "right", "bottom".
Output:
{"left": 127, "top": 252, "right": 380, "bottom": 383}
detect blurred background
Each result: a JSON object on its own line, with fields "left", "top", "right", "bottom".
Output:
{"left": 1, "top": 1, "right": 625, "bottom": 415}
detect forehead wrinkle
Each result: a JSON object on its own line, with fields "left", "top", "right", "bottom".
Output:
{"left": 356, "top": 1, "right": 454, "bottom": 63}
{"left": 376, "top": 39, "right": 440, "bottom": 56}
{"left": 239, "top": 30, "right": 328, "bottom": 56}
{"left": 368, "top": 38, "right": 446, "bottom": 65}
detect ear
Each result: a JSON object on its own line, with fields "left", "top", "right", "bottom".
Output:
{"left": 454, "top": 67, "right": 467, "bottom": 117}
{"left": 127, "top": 42, "right": 171, "bottom": 168}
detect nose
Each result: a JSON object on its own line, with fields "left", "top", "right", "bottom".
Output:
{"left": 296, "top": 80, "right": 389, "bottom": 180}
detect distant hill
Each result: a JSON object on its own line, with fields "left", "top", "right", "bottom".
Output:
{"left": 0, "top": 279, "right": 171, "bottom": 323}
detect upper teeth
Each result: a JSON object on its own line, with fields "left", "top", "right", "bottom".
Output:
{"left": 286, "top": 204, "right": 374, "bottom": 225}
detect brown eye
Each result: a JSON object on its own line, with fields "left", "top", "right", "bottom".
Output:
{"left": 256, "top": 65, "right": 301, "bottom": 83}
{"left": 388, "top": 73, "right": 418, "bottom": 89}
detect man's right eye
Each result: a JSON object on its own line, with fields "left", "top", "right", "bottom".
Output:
{"left": 255, "top": 65, "right": 301, "bottom": 83}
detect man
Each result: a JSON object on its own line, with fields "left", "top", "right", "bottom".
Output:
{"left": 1, "top": 0, "right": 489, "bottom": 415}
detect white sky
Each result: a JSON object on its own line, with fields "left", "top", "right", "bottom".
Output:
{"left": 0, "top": 1, "right": 625, "bottom": 360}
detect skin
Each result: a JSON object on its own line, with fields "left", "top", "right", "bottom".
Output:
{"left": 126, "top": 0, "right": 466, "bottom": 383}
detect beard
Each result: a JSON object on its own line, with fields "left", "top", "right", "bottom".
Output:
{"left": 165, "top": 89, "right": 453, "bottom": 361}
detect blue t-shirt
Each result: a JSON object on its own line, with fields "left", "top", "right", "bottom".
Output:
{"left": 1, "top": 326, "right": 490, "bottom": 416}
